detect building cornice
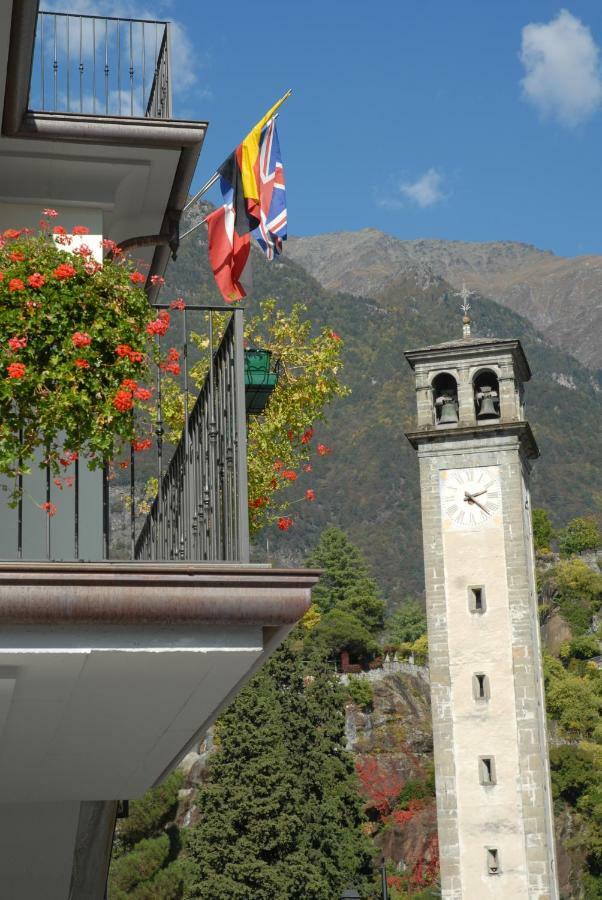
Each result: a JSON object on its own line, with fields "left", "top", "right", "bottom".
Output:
{"left": 0, "top": 562, "right": 320, "bottom": 626}
{"left": 405, "top": 338, "right": 532, "bottom": 382}
{"left": 405, "top": 420, "right": 539, "bottom": 459}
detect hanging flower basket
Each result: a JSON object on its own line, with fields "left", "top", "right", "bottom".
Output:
{"left": 0, "top": 216, "right": 156, "bottom": 497}
{"left": 244, "top": 348, "right": 279, "bottom": 415}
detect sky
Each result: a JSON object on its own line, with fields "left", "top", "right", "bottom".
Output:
{"left": 60, "top": 1, "right": 602, "bottom": 257}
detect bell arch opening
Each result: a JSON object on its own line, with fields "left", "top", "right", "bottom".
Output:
{"left": 473, "top": 369, "right": 500, "bottom": 421}
{"left": 432, "top": 372, "right": 459, "bottom": 425}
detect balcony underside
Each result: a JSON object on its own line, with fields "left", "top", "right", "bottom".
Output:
{"left": 0, "top": 561, "right": 318, "bottom": 898}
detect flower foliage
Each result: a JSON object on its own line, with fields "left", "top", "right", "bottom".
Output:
{"left": 160, "top": 299, "right": 347, "bottom": 534}
{"left": 243, "top": 300, "right": 347, "bottom": 533}
{"left": 0, "top": 221, "right": 154, "bottom": 492}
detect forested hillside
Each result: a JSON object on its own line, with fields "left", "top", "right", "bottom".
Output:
{"left": 160, "top": 205, "right": 602, "bottom": 599}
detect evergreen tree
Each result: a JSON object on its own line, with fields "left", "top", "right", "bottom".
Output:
{"left": 109, "top": 770, "right": 186, "bottom": 899}
{"left": 386, "top": 600, "right": 427, "bottom": 644}
{"left": 185, "top": 640, "right": 373, "bottom": 899}
{"left": 306, "top": 527, "right": 386, "bottom": 631}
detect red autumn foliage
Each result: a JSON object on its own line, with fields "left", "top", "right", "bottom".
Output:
{"left": 355, "top": 757, "right": 404, "bottom": 816}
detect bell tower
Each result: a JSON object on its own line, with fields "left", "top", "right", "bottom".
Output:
{"left": 405, "top": 307, "right": 558, "bottom": 899}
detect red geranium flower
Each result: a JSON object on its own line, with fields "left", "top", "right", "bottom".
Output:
{"left": 128, "top": 350, "right": 144, "bottom": 363}
{"left": 3, "top": 229, "right": 21, "bottom": 239}
{"left": 112, "top": 390, "right": 134, "bottom": 413}
{"left": 169, "top": 298, "right": 185, "bottom": 310}
{"left": 8, "top": 278, "right": 24, "bottom": 292}
{"left": 317, "top": 443, "right": 332, "bottom": 456}
{"left": 305, "top": 489, "right": 316, "bottom": 501}
{"left": 9, "top": 251, "right": 25, "bottom": 262}
{"left": 160, "top": 361, "right": 180, "bottom": 375}
{"left": 132, "top": 438, "right": 152, "bottom": 451}
{"left": 130, "top": 271, "right": 145, "bottom": 284}
{"left": 54, "top": 263, "right": 76, "bottom": 280}
{"left": 301, "top": 427, "right": 314, "bottom": 445}
{"left": 281, "top": 470, "right": 297, "bottom": 482}
{"left": 72, "top": 225, "right": 90, "bottom": 235}
{"left": 303, "top": 464, "right": 313, "bottom": 472}
{"left": 120, "top": 378, "right": 137, "bottom": 391}
{"left": 27, "top": 273, "right": 45, "bottom": 289}
{"left": 43, "top": 208, "right": 58, "bottom": 217}
{"left": 8, "top": 336, "right": 27, "bottom": 351}
{"left": 277, "top": 517, "right": 293, "bottom": 531}
{"left": 133, "top": 387, "right": 152, "bottom": 401}
{"left": 74, "top": 358, "right": 90, "bottom": 369}
{"left": 41, "top": 501, "right": 57, "bottom": 517}
{"left": 150, "top": 275, "right": 165, "bottom": 286}
{"left": 71, "top": 331, "right": 91, "bottom": 348}
{"left": 249, "top": 496, "right": 269, "bottom": 509}
{"left": 7, "top": 362, "right": 26, "bottom": 378}
{"left": 166, "top": 347, "right": 180, "bottom": 361}
{"left": 116, "top": 344, "right": 133, "bottom": 358}
{"left": 52, "top": 225, "right": 67, "bottom": 236}
{"left": 146, "top": 314, "right": 170, "bottom": 336}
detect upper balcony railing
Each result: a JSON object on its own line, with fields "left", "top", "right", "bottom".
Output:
{"left": 29, "top": 11, "right": 172, "bottom": 119}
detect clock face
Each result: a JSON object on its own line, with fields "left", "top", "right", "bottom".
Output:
{"left": 439, "top": 466, "right": 501, "bottom": 530}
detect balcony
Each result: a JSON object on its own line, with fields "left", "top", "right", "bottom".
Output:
{"left": 29, "top": 11, "right": 172, "bottom": 119}
{"left": 0, "top": 306, "right": 249, "bottom": 564}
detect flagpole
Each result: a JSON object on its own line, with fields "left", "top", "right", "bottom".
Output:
{"left": 182, "top": 90, "right": 292, "bottom": 214}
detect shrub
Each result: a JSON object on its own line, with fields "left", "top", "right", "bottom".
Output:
{"left": 346, "top": 676, "right": 374, "bottom": 709}
{"left": 532, "top": 508, "right": 555, "bottom": 551}
{"left": 558, "top": 516, "right": 602, "bottom": 556}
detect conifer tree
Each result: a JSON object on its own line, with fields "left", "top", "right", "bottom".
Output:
{"left": 306, "top": 527, "right": 385, "bottom": 632}
{"left": 185, "top": 640, "right": 373, "bottom": 899}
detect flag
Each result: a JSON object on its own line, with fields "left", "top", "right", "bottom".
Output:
{"left": 206, "top": 154, "right": 251, "bottom": 302}
{"left": 205, "top": 92, "right": 290, "bottom": 301}
{"left": 252, "top": 117, "right": 287, "bottom": 260}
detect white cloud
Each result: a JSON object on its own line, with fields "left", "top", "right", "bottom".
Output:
{"left": 399, "top": 168, "right": 445, "bottom": 208}
{"left": 520, "top": 9, "right": 602, "bottom": 126}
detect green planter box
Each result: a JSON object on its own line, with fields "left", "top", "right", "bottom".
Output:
{"left": 244, "top": 349, "right": 278, "bottom": 415}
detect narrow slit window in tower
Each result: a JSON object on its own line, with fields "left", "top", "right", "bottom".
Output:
{"left": 468, "top": 586, "right": 486, "bottom": 613}
{"left": 473, "top": 673, "right": 489, "bottom": 701}
{"left": 486, "top": 848, "right": 500, "bottom": 875}
{"left": 479, "top": 756, "right": 496, "bottom": 785}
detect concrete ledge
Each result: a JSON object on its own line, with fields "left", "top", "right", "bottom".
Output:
{"left": 0, "top": 562, "right": 320, "bottom": 625}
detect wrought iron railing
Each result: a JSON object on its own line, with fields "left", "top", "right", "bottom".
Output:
{"left": 29, "top": 11, "right": 171, "bottom": 118}
{"left": 134, "top": 308, "right": 250, "bottom": 562}
{"left": 0, "top": 307, "right": 249, "bottom": 564}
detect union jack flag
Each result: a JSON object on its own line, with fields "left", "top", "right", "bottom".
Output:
{"left": 252, "top": 117, "right": 287, "bottom": 260}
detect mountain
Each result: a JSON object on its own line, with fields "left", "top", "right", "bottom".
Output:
{"left": 287, "top": 230, "right": 602, "bottom": 372}
{"left": 161, "top": 206, "right": 602, "bottom": 600}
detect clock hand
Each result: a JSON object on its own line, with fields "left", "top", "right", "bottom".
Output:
{"left": 469, "top": 488, "right": 488, "bottom": 498}
{"left": 464, "top": 491, "right": 490, "bottom": 515}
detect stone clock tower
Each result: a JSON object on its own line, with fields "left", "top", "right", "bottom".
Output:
{"left": 405, "top": 315, "right": 559, "bottom": 899}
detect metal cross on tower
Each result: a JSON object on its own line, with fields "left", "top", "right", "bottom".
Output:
{"left": 457, "top": 283, "right": 474, "bottom": 337}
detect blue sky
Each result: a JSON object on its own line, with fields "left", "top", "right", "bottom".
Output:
{"left": 78, "top": 1, "right": 602, "bottom": 257}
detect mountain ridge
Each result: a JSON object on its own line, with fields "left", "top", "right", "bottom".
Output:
{"left": 287, "top": 231, "right": 602, "bottom": 371}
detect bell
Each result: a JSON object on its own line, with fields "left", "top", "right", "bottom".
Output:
{"left": 438, "top": 396, "right": 459, "bottom": 424}
{"left": 477, "top": 388, "right": 499, "bottom": 420}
